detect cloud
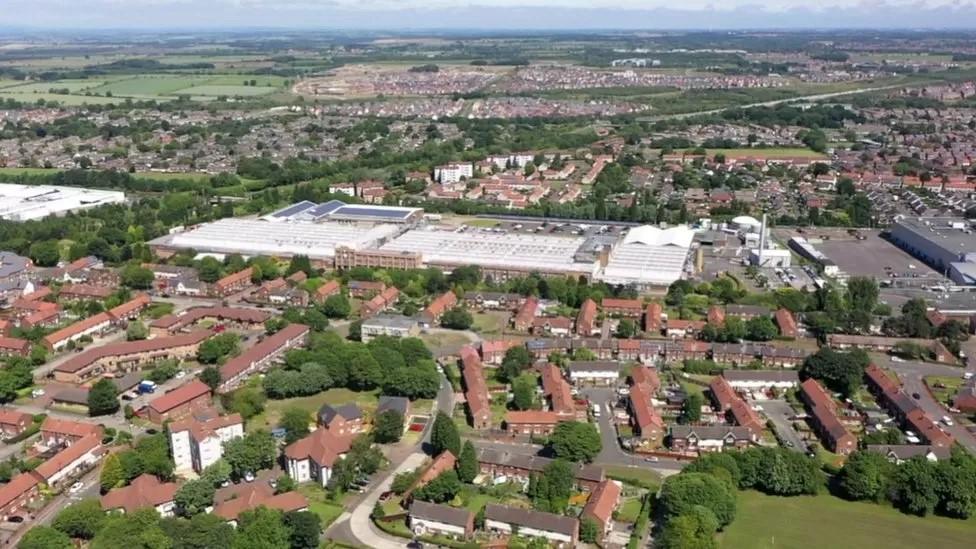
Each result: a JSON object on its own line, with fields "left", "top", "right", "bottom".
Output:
{"left": 2, "top": 0, "right": 976, "bottom": 28}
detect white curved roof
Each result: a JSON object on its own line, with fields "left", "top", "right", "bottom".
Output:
{"left": 622, "top": 225, "right": 695, "bottom": 248}
{"left": 732, "top": 215, "right": 762, "bottom": 228}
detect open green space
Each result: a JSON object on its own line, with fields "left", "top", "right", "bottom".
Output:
{"left": 720, "top": 491, "right": 976, "bottom": 549}
{"left": 1, "top": 80, "right": 106, "bottom": 93}
{"left": 297, "top": 483, "right": 346, "bottom": 528}
{"left": 602, "top": 465, "right": 662, "bottom": 489}
{"left": 87, "top": 75, "right": 210, "bottom": 97}
{"left": 0, "top": 92, "right": 122, "bottom": 105}
{"left": 471, "top": 311, "right": 508, "bottom": 335}
{"left": 419, "top": 331, "right": 473, "bottom": 356}
{"left": 925, "top": 375, "right": 963, "bottom": 406}
{"left": 246, "top": 388, "right": 381, "bottom": 431}
{"left": 173, "top": 84, "right": 278, "bottom": 97}
{"left": 702, "top": 147, "right": 828, "bottom": 158}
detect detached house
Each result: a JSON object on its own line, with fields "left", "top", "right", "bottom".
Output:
{"left": 284, "top": 428, "right": 354, "bottom": 487}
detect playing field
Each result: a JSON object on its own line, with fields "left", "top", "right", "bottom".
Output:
{"left": 720, "top": 491, "right": 976, "bottom": 549}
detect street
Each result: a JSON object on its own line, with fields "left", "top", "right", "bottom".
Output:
{"left": 873, "top": 355, "right": 976, "bottom": 454}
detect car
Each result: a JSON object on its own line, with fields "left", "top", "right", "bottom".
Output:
{"left": 891, "top": 356, "right": 905, "bottom": 363}
{"left": 175, "top": 371, "right": 186, "bottom": 379}
{"left": 911, "top": 392, "right": 921, "bottom": 399}
{"left": 31, "top": 388, "right": 45, "bottom": 398}
{"left": 243, "top": 472, "right": 255, "bottom": 483}
{"left": 69, "top": 482, "right": 84, "bottom": 494}
{"left": 8, "top": 516, "right": 23, "bottom": 523}
{"left": 785, "top": 441, "right": 795, "bottom": 448}
{"left": 942, "top": 416, "right": 954, "bottom": 426}
{"left": 146, "top": 428, "right": 158, "bottom": 435}
{"left": 644, "top": 457, "right": 659, "bottom": 462}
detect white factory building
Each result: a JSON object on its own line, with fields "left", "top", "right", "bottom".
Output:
{"left": 150, "top": 200, "right": 696, "bottom": 289}
{"left": 0, "top": 184, "right": 125, "bottom": 221}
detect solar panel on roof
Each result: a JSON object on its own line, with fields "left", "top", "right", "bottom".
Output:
{"left": 271, "top": 201, "right": 317, "bottom": 218}
{"left": 304, "top": 200, "right": 345, "bottom": 219}
{"left": 332, "top": 206, "right": 412, "bottom": 220}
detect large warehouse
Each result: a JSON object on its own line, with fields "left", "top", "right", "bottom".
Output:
{"left": 888, "top": 216, "right": 976, "bottom": 284}
{"left": 150, "top": 217, "right": 401, "bottom": 264}
{"left": 150, "top": 200, "right": 695, "bottom": 288}
{"left": 0, "top": 183, "right": 125, "bottom": 221}
{"left": 600, "top": 225, "right": 695, "bottom": 286}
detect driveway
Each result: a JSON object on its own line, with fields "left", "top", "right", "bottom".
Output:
{"left": 759, "top": 399, "right": 805, "bottom": 452}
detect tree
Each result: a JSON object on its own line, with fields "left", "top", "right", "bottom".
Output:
{"left": 891, "top": 457, "right": 940, "bottom": 516}
{"left": 199, "top": 366, "right": 222, "bottom": 391}
{"left": 223, "top": 387, "right": 266, "bottom": 420}
{"left": 659, "top": 472, "right": 736, "bottom": 528}
{"left": 321, "top": 294, "right": 351, "bottom": 319}
{"left": 530, "top": 459, "right": 574, "bottom": 513}
{"left": 430, "top": 411, "right": 461, "bottom": 456}
{"left": 548, "top": 421, "right": 602, "bottom": 463}
{"left": 580, "top": 517, "right": 600, "bottom": 544}
{"left": 279, "top": 407, "right": 311, "bottom": 444}
{"left": 201, "top": 459, "right": 232, "bottom": 488}
{"left": 197, "top": 333, "right": 240, "bottom": 364}
{"left": 88, "top": 378, "right": 119, "bottom": 416}
{"left": 29, "top": 240, "right": 60, "bottom": 267}
{"left": 19, "top": 526, "right": 73, "bottom": 549}
{"left": 746, "top": 316, "right": 778, "bottom": 341}
{"left": 232, "top": 507, "right": 290, "bottom": 549}
{"left": 392, "top": 470, "right": 421, "bottom": 495}
{"left": 658, "top": 506, "right": 720, "bottom": 549}
{"left": 440, "top": 307, "right": 473, "bottom": 330}
{"left": 615, "top": 318, "right": 637, "bottom": 338}
{"left": 53, "top": 499, "right": 106, "bottom": 539}
{"left": 126, "top": 320, "right": 149, "bottom": 341}
{"left": 91, "top": 508, "right": 171, "bottom": 549}
{"left": 457, "top": 441, "right": 478, "bottom": 483}
{"left": 800, "top": 347, "right": 869, "bottom": 398}
{"left": 174, "top": 478, "right": 215, "bottom": 517}
{"left": 198, "top": 257, "right": 224, "bottom": 283}
{"left": 160, "top": 513, "right": 235, "bottom": 549}
{"left": 373, "top": 410, "right": 404, "bottom": 444}
{"left": 223, "top": 431, "right": 277, "bottom": 478}
{"left": 414, "top": 470, "right": 462, "bottom": 503}
{"left": 121, "top": 264, "right": 155, "bottom": 289}
{"left": 511, "top": 374, "right": 537, "bottom": 411}
{"left": 286, "top": 255, "right": 315, "bottom": 277}
{"left": 101, "top": 452, "right": 125, "bottom": 492}
{"left": 284, "top": 511, "right": 321, "bottom": 549}
{"left": 838, "top": 451, "right": 893, "bottom": 502}
{"left": 500, "top": 346, "right": 533, "bottom": 382}
{"left": 681, "top": 392, "right": 704, "bottom": 424}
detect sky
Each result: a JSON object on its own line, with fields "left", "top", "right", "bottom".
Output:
{"left": 4, "top": 0, "right": 976, "bottom": 29}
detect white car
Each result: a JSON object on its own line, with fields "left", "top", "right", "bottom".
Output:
{"left": 175, "top": 371, "right": 186, "bottom": 379}
{"left": 68, "top": 482, "right": 84, "bottom": 494}
{"left": 942, "top": 416, "right": 954, "bottom": 426}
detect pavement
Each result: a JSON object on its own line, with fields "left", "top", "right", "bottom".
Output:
{"left": 873, "top": 355, "right": 976, "bottom": 454}
{"left": 326, "top": 372, "right": 455, "bottom": 547}
{"left": 5, "top": 463, "right": 101, "bottom": 547}
{"left": 758, "top": 399, "right": 806, "bottom": 452}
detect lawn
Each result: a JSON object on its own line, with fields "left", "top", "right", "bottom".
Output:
{"left": 247, "top": 388, "right": 380, "bottom": 431}
{"left": 925, "top": 375, "right": 963, "bottom": 406}
{"left": 419, "top": 331, "right": 472, "bottom": 356}
{"left": 471, "top": 311, "right": 509, "bottom": 336}
{"left": 297, "top": 483, "right": 346, "bottom": 528}
{"left": 602, "top": 465, "right": 662, "bottom": 489}
{"left": 87, "top": 75, "right": 210, "bottom": 98}
{"left": 0, "top": 92, "right": 121, "bottom": 105}
{"left": 464, "top": 219, "right": 501, "bottom": 228}
{"left": 719, "top": 491, "right": 976, "bottom": 549}
{"left": 615, "top": 497, "right": 644, "bottom": 523}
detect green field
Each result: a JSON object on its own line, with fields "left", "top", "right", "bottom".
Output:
{"left": 246, "top": 388, "right": 381, "bottom": 431}
{"left": 1, "top": 80, "right": 106, "bottom": 93}
{"left": 720, "top": 491, "right": 976, "bottom": 549}
{"left": 0, "top": 92, "right": 121, "bottom": 105}
{"left": 173, "top": 84, "right": 277, "bottom": 97}
{"left": 87, "top": 75, "right": 209, "bottom": 97}
{"left": 705, "top": 148, "right": 827, "bottom": 158}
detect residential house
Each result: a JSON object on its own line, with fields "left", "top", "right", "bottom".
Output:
{"left": 211, "top": 268, "right": 254, "bottom": 297}
{"left": 669, "top": 425, "right": 753, "bottom": 453}
{"left": 602, "top": 298, "right": 643, "bottom": 317}
{"left": 775, "top": 308, "right": 798, "bottom": 338}
{"left": 318, "top": 404, "right": 365, "bottom": 436}
{"left": 485, "top": 504, "right": 578, "bottom": 547}
{"left": 800, "top": 379, "right": 857, "bottom": 455}
{"left": 213, "top": 483, "right": 308, "bottom": 525}
{"left": 0, "top": 410, "right": 32, "bottom": 439}
{"left": 146, "top": 380, "right": 213, "bottom": 423}
{"left": 566, "top": 361, "right": 620, "bottom": 386}
{"left": 582, "top": 480, "right": 622, "bottom": 541}
{"left": 284, "top": 428, "right": 354, "bottom": 487}
{"left": 644, "top": 302, "right": 664, "bottom": 334}
{"left": 101, "top": 474, "right": 178, "bottom": 516}
{"left": 865, "top": 444, "right": 952, "bottom": 464}
{"left": 219, "top": 323, "right": 310, "bottom": 391}
{"left": 505, "top": 411, "right": 563, "bottom": 437}
{"left": 513, "top": 297, "right": 538, "bottom": 331}
{"left": 409, "top": 501, "right": 474, "bottom": 540}
{"left": 460, "top": 346, "right": 491, "bottom": 429}
{"left": 421, "top": 291, "right": 458, "bottom": 328}
{"left": 576, "top": 298, "right": 598, "bottom": 337}
{"left": 361, "top": 315, "right": 418, "bottom": 342}
{"left": 722, "top": 370, "right": 799, "bottom": 391}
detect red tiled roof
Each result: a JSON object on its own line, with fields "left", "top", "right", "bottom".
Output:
{"left": 55, "top": 330, "right": 212, "bottom": 374}
{"left": 480, "top": 339, "right": 519, "bottom": 356}
{"left": 630, "top": 366, "right": 660, "bottom": 394}
{"left": 414, "top": 451, "right": 456, "bottom": 489}
{"left": 629, "top": 382, "right": 663, "bottom": 432}
{"left": 865, "top": 363, "right": 900, "bottom": 395}
{"left": 314, "top": 280, "right": 341, "bottom": 299}
{"left": 424, "top": 291, "right": 458, "bottom": 319}
{"left": 220, "top": 323, "right": 309, "bottom": 382}
{"left": 541, "top": 364, "right": 574, "bottom": 415}
{"left": 460, "top": 346, "right": 490, "bottom": 424}
{"left": 707, "top": 305, "right": 726, "bottom": 325}
{"left": 505, "top": 410, "right": 563, "bottom": 425}
{"left": 147, "top": 380, "right": 211, "bottom": 416}
{"left": 0, "top": 410, "right": 31, "bottom": 427}
{"left": 576, "top": 299, "right": 597, "bottom": 335}
{"left": 213, "top": 488, "right": 308, "bottom": 521}
{"left": 602, "top": 298, "right": 642, "bottom": 311}
{"left": 43, "top": 312, "right": 113, "bottom": 347}
{"left": 709, "top": 376, "right": 737, "bottom": 411}
{"left": 107, "top": 293, "right": 151, "bottom": 319}
{"left": 150, "top": 306, "right": 270, "bottom": 331}
{"left": 775, "top": 308, "right": 798, "bottom": 337}
{"left": 101, "top": 474, "right": 178, "bottom": 514}
{"left": 0, "top": 337, "right": 29, "bottom": 354}
{"left": 644, "top": 302, "right": 663, "bottom": 332}
{"left": 40, "top": 418, "right": 101, "bottom": 439}
{"left": 0, "top": 472, "right": 39, "bottom": 509}
{"left": 60, "top": 284, "right": 112, "bottom": 299}
{"left": 214, "top": 268, "right": 253, "bottom": 291}
{"left": 33, "top": 432, "right": 101, "bottom": 481}
{"left": 582, "top": 479, "right": 621, "bottom": 529}
{"left": 514, "top": 297, "right": 538, "bottom": 327}
{"left": 284, "top": 428, "right": 353, "bottom": 466}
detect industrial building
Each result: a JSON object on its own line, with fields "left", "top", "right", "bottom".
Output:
{"left": 150, "top": 200, "right": 696, "bottom": 288}
{"left": 888, "top": 216, "right": 976, "bottom": 284}
{"left": 0, "top": 184, "right": 125, "bottom": 221}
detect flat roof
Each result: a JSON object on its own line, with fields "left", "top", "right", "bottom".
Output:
{"left": 0, "top": 183, "right": 125, "bottom": 222}
{"left": 152, "top": 218, "right": 400, "bottom": 260}
{"left": 379, "top": 227, "right": 595, "bottom": 274}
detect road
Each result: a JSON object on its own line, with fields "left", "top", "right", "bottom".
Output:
{"left": 5, "top": 464, "right": 101, "bottom": 547}
{"left": 326, "top": 372, "right": 455, "bottom": 547}
{"left": 874, "top": 355, "right": 976, "bottom": 454}
{"left": 758, "top": 399, "right": 806, "bottom": 452}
